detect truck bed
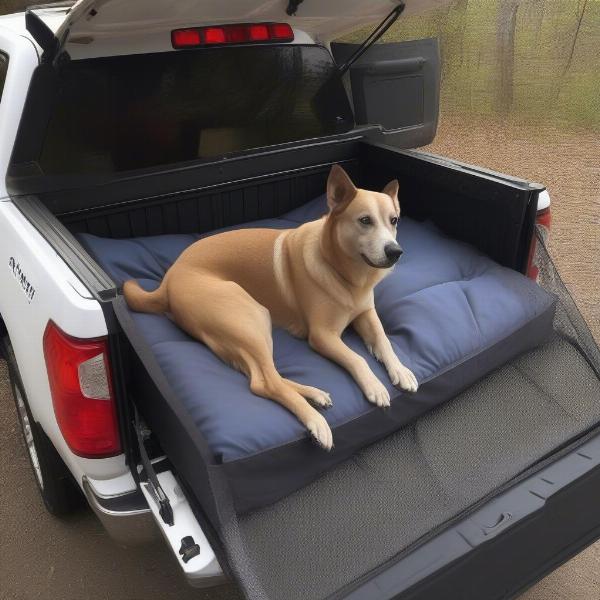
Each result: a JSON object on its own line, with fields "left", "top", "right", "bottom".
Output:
{"left": 12, "top": 137, "right": 600, "bottom": 599}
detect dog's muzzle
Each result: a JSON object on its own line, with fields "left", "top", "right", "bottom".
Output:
{"left": 384, "top": 242, "right": 403, "bottom": 264}
{"left": 361, "top": 242, "right": 404, "bottom": 269}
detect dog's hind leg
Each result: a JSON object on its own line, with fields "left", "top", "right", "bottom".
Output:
{"left": 169, "top": 277, "right": 333, "bottom": 450}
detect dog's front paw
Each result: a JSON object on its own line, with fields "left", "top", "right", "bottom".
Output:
{"left": 305, "top": 411, "right": 334, "bottom": 451}
{"left": 306, "top": 388, "right": 333, "bottom": 410}
{"left": 388, "top": 360, "right": 419, "bottom": 393}
{"left": 363, "top": 376, "right": 391, "bottom": 408}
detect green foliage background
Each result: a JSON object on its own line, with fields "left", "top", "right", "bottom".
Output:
{"left": 2, "top": 0, "right": 598, "bottom": 128}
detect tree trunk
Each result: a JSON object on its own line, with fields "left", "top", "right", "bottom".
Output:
{"left": 495, "top": 0, "right": 521, "bottom": 115}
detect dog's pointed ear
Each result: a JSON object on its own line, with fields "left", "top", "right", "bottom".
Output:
{"left": 327, "top": 164, "right": 357, "bottom": 213}
{"left": 382, "top": 179, "right": 400, "bottom": 213}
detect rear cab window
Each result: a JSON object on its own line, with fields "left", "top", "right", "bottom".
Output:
{"left": 38, "top": 45, "right": 354, "bottom": 175}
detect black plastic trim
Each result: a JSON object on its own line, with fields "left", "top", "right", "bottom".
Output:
{"left": 388, "top": 147, "right": 545, "bottom": 191}
{"left": 360, "top": 143, "right": 541, "bottom": 273}
{"left": 10, "top": 132, "right": 372, "bottom": 213}
{"left": 88, "top": 484, "right": 149, "bottom": 514}
{"left": 25, "top": 10, "right": 60, "bottom": 62}
{"left": 100, "top": 301, "right": 137, "bottom": 474}
{"left": 0, "top": 315, "right": 7, "bottom": 343}
{"left": 333, "top": 38, "right": 440, "bottom": 148}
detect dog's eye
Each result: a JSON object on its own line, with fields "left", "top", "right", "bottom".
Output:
{"left": 359, "top": 216, "right": 372, "bottom": 226}
{"left": 390, "top": 216, "right": 398, "bottom": 226}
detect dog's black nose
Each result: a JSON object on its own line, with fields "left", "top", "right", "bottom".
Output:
{"left": 384, "top": 243, "right": 403, "bottom": 263}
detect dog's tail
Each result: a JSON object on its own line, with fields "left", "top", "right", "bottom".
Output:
{"left": 123, "top": 279, "right": 168, "bottom": 314}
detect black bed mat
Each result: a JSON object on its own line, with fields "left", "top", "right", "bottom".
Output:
{"left": 235, "top": 334, "right": 600, "bottom": 600}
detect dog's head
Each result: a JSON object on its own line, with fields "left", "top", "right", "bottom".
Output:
{"left": 326, "top": 164, "right": 402, "bottom": 269}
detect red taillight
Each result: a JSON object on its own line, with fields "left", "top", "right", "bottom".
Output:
{"left": 269, "top": 23, "right": 294, "bottom": 40}
{"left": 171, "top": 28, "right": 202, "bottom": 48}
{"left": 171, "top": 22, "right": 294, "bottom": 49}
{"left": 527, "top": 206, "right": 552, "bottom": 281}
{"left": 226, "top": 25, "right": 248, "bottom": 43}
{"left": 248, "top": 24, "right": 269, "bottom": 41}
{"left": 203, "top": 26, "right": 227, "bottom": 44}
{"left": 43, "top": 322, "right": 121, "bottom": 458}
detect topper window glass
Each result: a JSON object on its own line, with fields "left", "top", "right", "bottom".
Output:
{"left": 39, "top": 45, "right": 354, "bottom": 175}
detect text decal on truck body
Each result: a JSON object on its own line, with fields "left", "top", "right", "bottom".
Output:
{"left": 8, "top": 257, "right": 36, "bottom": 303}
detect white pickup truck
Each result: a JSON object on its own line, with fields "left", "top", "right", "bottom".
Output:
{"left": 1, "top": 2, "right": 599, "bottom": 599}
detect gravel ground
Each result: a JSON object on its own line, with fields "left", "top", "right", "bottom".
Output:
{"left": 1, "top": 118, "right": 598, "bottom": 599}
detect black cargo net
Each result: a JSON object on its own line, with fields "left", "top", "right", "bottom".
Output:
{"left": 222, "top": 227, "right": 600, "bottom": 600}
{"left": 535, "top": 228, "right": 600, "bottom": 379}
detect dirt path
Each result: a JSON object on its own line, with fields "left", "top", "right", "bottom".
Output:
{"left": 1, "top": 119, "right": 598, "bottom": 599}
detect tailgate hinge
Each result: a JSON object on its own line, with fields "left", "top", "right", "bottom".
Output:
{"left": 134, "top": 409, "right": 174, "bottom": 527}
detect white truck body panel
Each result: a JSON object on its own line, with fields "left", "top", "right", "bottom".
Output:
{"left": 0, "top": 200, "right": 132, "bottom": 483}
{"left": 0, "top": 7, "right": 232, "bottom": 580}
{"left": 12, "top": 0, "right": 453, "bottom": 59}
{"left": 0, "top": 26, "right": 131, "bottom": 487}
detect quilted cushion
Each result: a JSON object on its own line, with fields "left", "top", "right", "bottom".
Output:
{"left": 78, "top": 195, "right": 556, "bottom": 511}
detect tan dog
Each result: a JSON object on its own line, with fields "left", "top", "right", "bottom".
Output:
{"left": 124, "top": 165, "right": 418, "bottom": 450}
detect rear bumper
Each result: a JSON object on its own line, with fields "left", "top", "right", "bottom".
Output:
{"left": 83, "top": 475, "right": 226, "bottom": 588}
{"left": 82, "top": 476, "right": 158, "bottom": 546}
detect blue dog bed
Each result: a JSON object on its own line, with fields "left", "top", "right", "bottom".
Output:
{"left": 79, "top": 195, "right": 556, "bottom": 511}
